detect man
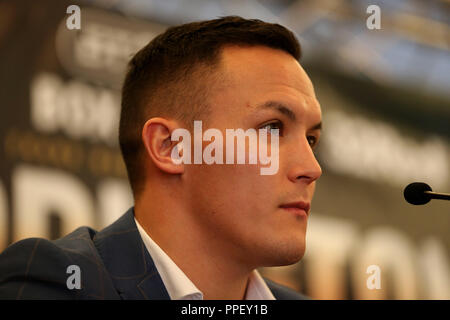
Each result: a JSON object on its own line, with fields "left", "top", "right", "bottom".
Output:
{"left": 0, "top": 16, "right": 322, "bottom": 299}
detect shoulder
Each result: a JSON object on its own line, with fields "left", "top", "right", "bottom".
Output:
{"left": 264, "top": 278, "right": 311, "bottom": 300}
{"left": 0, "top": 226, "right": 100, "bottom": 299}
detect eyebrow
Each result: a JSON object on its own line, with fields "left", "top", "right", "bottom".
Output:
{"left": 257, "top": 100, "right": 322, "bottom": 131}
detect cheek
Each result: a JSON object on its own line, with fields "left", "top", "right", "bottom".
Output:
{"left": 186, "top": 163, "right": 277, "bottom": 218}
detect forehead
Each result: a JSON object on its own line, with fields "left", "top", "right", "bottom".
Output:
{"left": 220, "top": 45, "right": 313, "bottom": 91}
{"left": 210, "top": 45, "right": 321, "bottom": 123}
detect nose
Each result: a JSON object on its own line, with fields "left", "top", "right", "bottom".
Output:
{"left": 287, "top": 138, "right": 322, "bottom": 184}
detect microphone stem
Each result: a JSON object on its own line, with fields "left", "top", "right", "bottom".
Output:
{"left": 424, "top": 191, "right": 450, "bottom": 201}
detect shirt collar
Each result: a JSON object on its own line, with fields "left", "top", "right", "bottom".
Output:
{"left": 135, "top": 217, "right": 202, "bottom": 300}
{"left": 245, "top": 269, "right": 276, "bottom": 300}
{"left": 135, "top": 217, "right": 275, "bottom": 300}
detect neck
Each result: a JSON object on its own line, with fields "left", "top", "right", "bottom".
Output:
{"left": 135, "top": 187, "right": 254, "bottom": 300}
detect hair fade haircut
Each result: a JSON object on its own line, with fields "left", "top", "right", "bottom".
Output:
{"left": 119, "top": 16, "right": 301, "bottom": 197}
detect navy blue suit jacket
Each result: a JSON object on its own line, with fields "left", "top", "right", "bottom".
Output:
{"left": 0, "top": 208, "right": 308, "bottom": 300}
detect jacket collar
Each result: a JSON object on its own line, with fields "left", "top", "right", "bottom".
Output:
{"left": 93, "top": 207, "right": 170, "bottom": 300}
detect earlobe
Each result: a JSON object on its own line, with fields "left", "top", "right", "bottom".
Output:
{"left": 141, "top": 118, "right": 185, "bottom": 174}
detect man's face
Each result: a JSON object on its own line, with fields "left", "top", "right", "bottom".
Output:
{"left": 184, "top": 45, "right": 322, "bottom": 268}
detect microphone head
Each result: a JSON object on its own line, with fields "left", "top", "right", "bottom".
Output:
{"left": 404, "top": 182, "right": 432, "bottom": 205}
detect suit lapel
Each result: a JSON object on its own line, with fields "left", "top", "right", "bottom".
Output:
{"left": 93, "top": 207, "right": 170, "bottom": 300}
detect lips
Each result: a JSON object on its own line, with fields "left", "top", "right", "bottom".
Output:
{"left": 279, "top": 201, "right": 311, "bottom": 216}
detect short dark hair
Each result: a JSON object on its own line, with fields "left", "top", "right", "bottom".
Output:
{"left": 119, "top": 16, "right": 301, "bottom": 197}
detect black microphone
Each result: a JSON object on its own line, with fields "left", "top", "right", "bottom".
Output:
{"left": 404, "top": 182, "right": 450, "bottom": 205}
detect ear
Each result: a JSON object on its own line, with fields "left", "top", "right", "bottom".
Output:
{"left": 141, "top": 117, "right": 185, "bottom": 174}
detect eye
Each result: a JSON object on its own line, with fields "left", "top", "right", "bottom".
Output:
{"left": 307, "top": 135, "right": 318, "bottom": 148}
{"left": 259, "top": 120, "right": 284, "bottom": 136}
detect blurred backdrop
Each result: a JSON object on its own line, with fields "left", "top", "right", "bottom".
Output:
{"left": 0, "top": 0, "right": 449, "bottom": 299}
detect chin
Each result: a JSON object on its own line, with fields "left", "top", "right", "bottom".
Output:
{"left": 281, "top": 247, "right": 305, "bottom": 266}
{"left": 261, "top": 239, "right": 306, "bottom": 267}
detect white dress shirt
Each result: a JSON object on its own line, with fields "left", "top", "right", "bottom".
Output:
{"left": 135, "top": 217, "right": 275, "bottom": 300}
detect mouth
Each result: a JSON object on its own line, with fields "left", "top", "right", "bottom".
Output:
{"left": 279, "top": 201, "right": 310, "bottom": 218}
